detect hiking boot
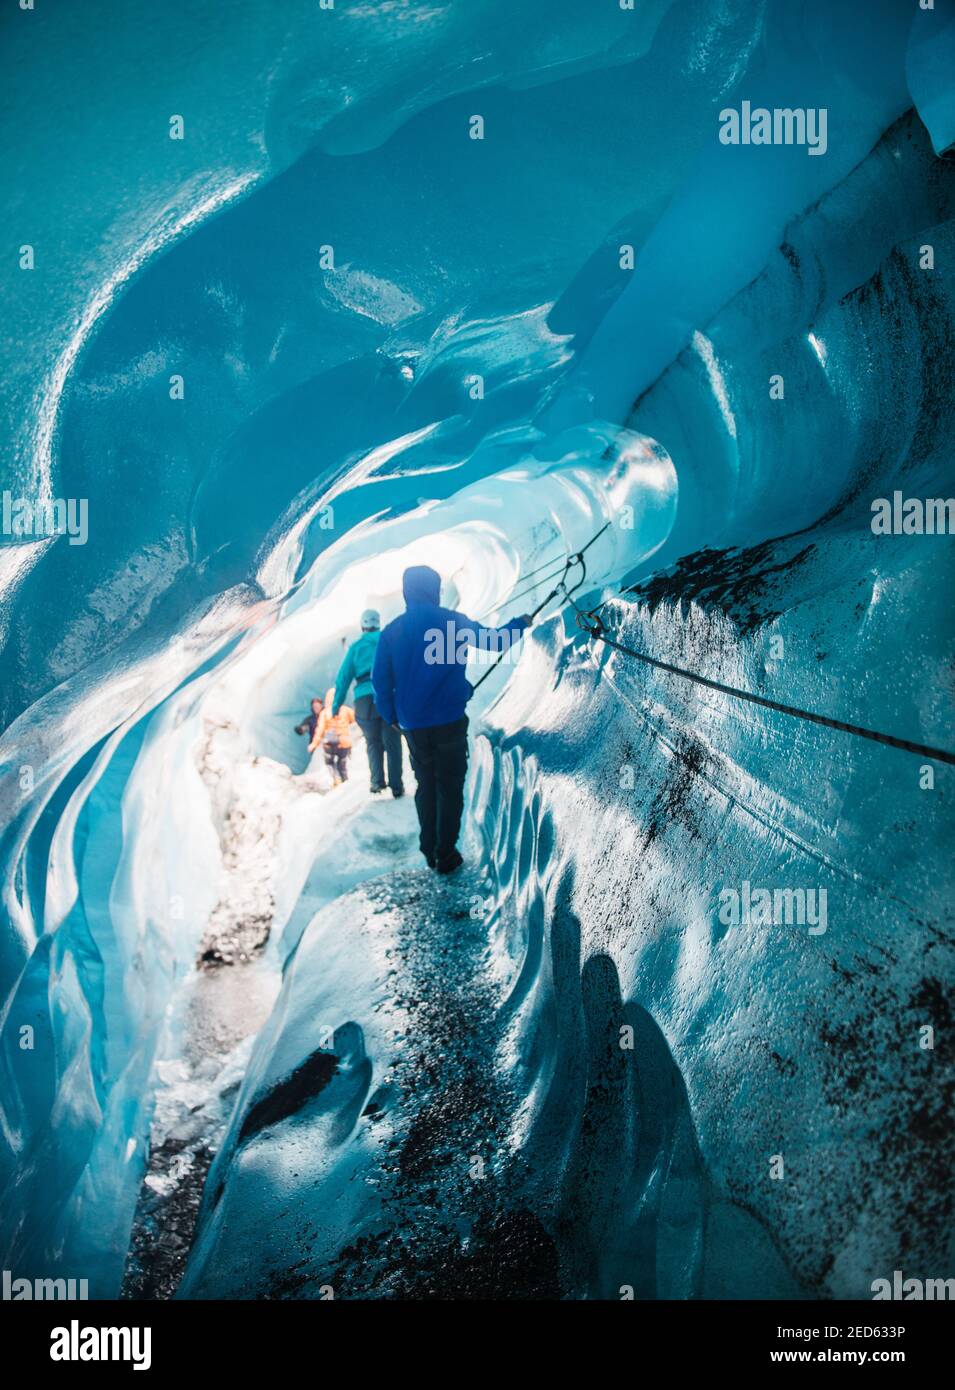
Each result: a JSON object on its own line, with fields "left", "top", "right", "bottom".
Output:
{"left": 435, "top": 849, "right": 463, "bottom": 875}
{"left": 391, "top": 786, "right": 405, "bottom": 799}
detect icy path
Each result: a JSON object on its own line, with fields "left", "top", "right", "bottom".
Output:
{"left": 318, "top": 868, "right": 562, "bottom": 1298}
{"left": 178, "top": 861, "right": 565, "bottom": 1298}
{"left": 122, "top": 735, "right": 424, "bottom": 1297}
{"left": 120, "top": 960, "right": 278, "bottom": 1298}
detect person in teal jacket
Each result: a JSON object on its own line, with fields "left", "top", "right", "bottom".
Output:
{"left": 332, "top": 610, "right": 404, "bottom": 797}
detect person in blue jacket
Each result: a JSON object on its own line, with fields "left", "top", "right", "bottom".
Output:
{"left": 373, "top": 565, "right": 532, "bottom": 873}
{"left": 332, "top": 609, "right": 404, "bottom": 797}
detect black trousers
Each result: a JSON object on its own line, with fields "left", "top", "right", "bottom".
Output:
{"left": 354, "top": 693, "right": 404, "bottom": 792}
{"left": 404, "top": 716, "right": 468, "bottom": 864}
{"left": 323, "top": 743, "right": 350, "bottom": 781}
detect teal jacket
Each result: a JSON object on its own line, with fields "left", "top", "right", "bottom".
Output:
{"left": 332, "top": 630, "right": 379, "bottom": 713}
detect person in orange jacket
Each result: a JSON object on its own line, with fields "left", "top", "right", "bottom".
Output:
{"left": 308, "top": 687, "right": 357, "bottom": 785}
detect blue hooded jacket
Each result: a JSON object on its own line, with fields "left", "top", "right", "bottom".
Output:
{"left": 372, "top": 565, "right": 529, "bottom": 730}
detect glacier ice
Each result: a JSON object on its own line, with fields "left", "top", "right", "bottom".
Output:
{"left": 0, "top": 0, "right": 952, "bottom": 1300}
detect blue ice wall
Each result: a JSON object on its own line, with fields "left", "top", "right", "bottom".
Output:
{"left": 1, "top": 0, "right": 952, "bottom": 1297}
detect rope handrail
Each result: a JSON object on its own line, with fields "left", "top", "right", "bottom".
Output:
{"left": 568, "top": 601, "right": 955, "bottom": 767}
{"left": 470, "top": 519, "right": 953, "bottom": 765}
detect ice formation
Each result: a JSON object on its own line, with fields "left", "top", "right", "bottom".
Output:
{"left": 0, "top": 0, "right": 952, "bottom": 1299}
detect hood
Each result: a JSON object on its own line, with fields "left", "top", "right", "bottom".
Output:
{"left": 402, "top": 564, "right": 441, "bottom": 606}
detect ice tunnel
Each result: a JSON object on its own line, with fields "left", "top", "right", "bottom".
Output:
{"left": 0, "top": 0, "right": 953, "bottom": 1315}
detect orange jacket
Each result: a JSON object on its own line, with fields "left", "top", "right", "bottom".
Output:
{"left": 310, "top": 704, "right": 356, "bottom": 751}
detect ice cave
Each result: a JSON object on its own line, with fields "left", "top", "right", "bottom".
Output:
{"left": 0, "top": 0, "right": 953, "bottom": 1311}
